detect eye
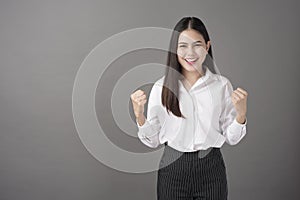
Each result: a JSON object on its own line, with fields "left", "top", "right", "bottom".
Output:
{"left": 179, "top": 45, "right": 187, "bottom": 48}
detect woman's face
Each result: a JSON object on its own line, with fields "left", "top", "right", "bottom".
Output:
{"left": 177, "top": 29, "right": 210, "bottom": 74}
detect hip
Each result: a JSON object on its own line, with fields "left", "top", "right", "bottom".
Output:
{"left": 158, "top": 144, "right": 225, "bottom": 170}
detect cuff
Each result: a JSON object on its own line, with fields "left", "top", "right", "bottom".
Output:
{"left": 233, "top": 116, "right": 247, "bottom": 127}
{"left": 136, "top": 118, "right": 150, "bottom": 128}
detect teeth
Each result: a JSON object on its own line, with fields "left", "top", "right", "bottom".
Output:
{"left": 185, "top": 58, "right": 197, "bottom": 62}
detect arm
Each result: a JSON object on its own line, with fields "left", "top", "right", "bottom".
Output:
{"left": 136, "top": 83, "right": 162, "bottom": 148}
{"left": 219, "top": 79, "right": 248, "bottom": 145}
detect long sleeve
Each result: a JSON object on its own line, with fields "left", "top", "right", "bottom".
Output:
{"left": 136, "top": 83, "right": 163, "bottom": 148}
{"left": 219, "top": 79, "right": 247, "bottom": 145}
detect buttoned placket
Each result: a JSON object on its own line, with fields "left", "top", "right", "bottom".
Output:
{"left": 190, "top": 87, "right": 203, "bottom": 150}
{"left": 181, "top": 85, "right": 198, "bottom": 150}
{"left": 190, "top": 91, "right": 197, "bottom": 150}
{"left": 179, "top": 71, "right": 209, "bottom": 150}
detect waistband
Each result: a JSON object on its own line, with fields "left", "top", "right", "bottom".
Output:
{"left": 161, "top": 143, "right": 219, "bottom": 162}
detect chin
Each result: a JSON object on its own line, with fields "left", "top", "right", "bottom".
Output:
{"left": 183, "top": 64, "right": 201, "bottom": 72}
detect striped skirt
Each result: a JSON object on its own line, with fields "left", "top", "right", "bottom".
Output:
{"left": 157, "top": 144, "right": 228, "bottom": 200}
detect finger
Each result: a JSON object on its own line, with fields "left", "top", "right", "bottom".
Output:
{"left": 137, "top": 95, "right": 146, "bottom": 102}
{"left": 139, "top": 94, "right": 146, "bottom": 99}
{"left": 138, "top": 99, "right": 147, "bottom": 105}
{"left": 237, "top": 87, "right": 248, "bottom": 96}
{"left": 132, "top": 91, "right": 143, "bottom": 99}
{"left": 232, "top": 93, "right": 240, "bottom": 101}
{"left": 233, "top": 90, "right": 245, "bottom": 99}
{"left": 231, "top": 95, "right": 238, "bottom": 104}
{"left": 138, "top": 93, "right": 146, "bottom": 99}
{"left": 136, "top": 90, "right": 145, "bottom": 98}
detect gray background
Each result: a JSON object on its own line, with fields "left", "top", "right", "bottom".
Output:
{"left": 1, "top": 0, "right": 299, "bottom": 199}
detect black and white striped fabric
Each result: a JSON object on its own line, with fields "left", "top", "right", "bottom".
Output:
{"left": 157, "top": 144, "right": 228, "bottom": 200}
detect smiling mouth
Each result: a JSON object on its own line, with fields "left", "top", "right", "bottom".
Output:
{"left": 184, "top": 58, "right": 198, "bottom": 65}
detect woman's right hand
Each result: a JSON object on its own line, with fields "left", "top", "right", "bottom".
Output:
{"left": 130, "top": 89, "right": 147, "bottom": 118}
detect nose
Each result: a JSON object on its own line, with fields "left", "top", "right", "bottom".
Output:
{"left": 186, "top": 46, "right": 196, "bottom": 57}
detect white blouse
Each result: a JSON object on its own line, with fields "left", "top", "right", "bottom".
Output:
{"left": 136, "top": 67, "right": 247, "bottom": 152}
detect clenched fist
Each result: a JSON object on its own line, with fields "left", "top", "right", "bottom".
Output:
{"left": 130, "top": 89, "right": 147, "bottom": 118}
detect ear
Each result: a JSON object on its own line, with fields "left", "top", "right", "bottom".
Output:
{"left": 206, "top": 41, "right": 211, "bottom": 51}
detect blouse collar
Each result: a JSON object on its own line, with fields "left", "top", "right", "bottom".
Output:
{"left": 178, "top": 67, "right": 218, "bottom": 93}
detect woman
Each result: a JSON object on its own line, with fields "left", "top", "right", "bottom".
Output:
{"left": 130, "top": 16, "right": 248, "bottom": 200}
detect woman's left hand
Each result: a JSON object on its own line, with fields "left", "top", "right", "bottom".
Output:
{"left": 231, "top": 87, "right": 248, "bottom": 118}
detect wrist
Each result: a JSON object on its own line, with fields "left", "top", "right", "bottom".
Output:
{"left": 135, "top": 113, "right": 144, "bottom": 118}
{"left": 136, "top": 115, "right": 146, "bottom": 126}
{"left": 236, "top": 115, "right": 246, "bottom": 124}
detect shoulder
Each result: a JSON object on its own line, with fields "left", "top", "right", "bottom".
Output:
{"left": 212, "top": 73, "right": 232, "bottom": 88}
{"left": 156, "top": 75, "right": 165, "bottom": 84}
{"left": 212, "top": 74, "right": 235, "bottom": 98}
{"left": 147, "top": 76, "right": 165, "bottom": 104}
{"left": 148, "top": 76, "right": 165, "bottom": 96}
{"left": 152, "top": 75, "right": 165, "bottom": 88}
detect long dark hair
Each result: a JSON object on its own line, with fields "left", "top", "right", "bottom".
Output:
{"left": 162, "top": 16, "right": 216, "bottom": 118}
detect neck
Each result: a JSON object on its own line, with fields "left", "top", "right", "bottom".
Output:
{"left": 181, "top": 68, "right": 205, "bottom": 89}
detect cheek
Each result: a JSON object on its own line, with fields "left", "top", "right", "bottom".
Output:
{"left": 177, "top": 48, "right": 185, "bottom": 57}
{"left": 177, "top": 56, "right": 185, "bottom": 66}
{"left": 176, "top": 56, "right": 187, "bottom": 68}
{"left": 195, "top": 48, "right": 207, "bottom": 57}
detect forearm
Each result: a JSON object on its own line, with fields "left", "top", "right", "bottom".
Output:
{"left": 136, "top": 114, "right": 146, "bottom": 126}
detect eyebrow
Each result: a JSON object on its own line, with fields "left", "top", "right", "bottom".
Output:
{"left": 178, "top": 40, "right": 202, "bottom": 44}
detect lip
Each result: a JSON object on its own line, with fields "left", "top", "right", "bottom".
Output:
{"left": 185, "top": 58, "right": 198, "bottom": 61}
{"left": 185, "top": 57, "right": 198, "bottom": 60}
{"left": 185, "top": 58, "right": 198, "bottom": 65}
